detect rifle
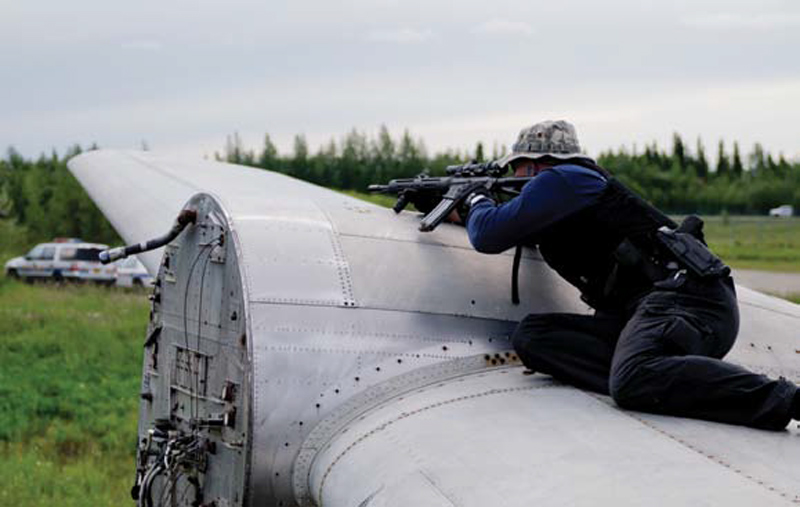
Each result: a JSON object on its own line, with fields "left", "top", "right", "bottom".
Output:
{"left": 368, "top": 161, "right": 532, "bottom": 232}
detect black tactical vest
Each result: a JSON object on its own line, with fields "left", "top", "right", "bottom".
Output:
{"left": 533, "top": 165, "right": 677, "bottom": 314}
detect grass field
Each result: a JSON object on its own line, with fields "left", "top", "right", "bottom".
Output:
{"left": 0, "top": 279, "right": 148, "bottom": 506}
{"left": 701, "top": 216, "right": 800, "bottom": 272}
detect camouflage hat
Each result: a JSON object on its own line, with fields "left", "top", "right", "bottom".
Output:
{"left": 497, "top": 120, "right": 593, "bottom": 167}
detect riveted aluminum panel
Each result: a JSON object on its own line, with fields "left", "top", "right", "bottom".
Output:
{"left": 245, "top": 303, "right": 523, "bottom": 503}
{"left": 69, "top": 151, "right": 800, "bottom": 507}
{"left": 309, "top": 368, "right": 800, "bottom": 507}
{"left": 339, "top": 235, "right": 585, "bottom": 320}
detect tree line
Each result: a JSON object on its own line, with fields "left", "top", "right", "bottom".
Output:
{"left": 219, "top": 128, "right": 800, "bottom": 216}
{"left": 0, "top": 129, "right": 797, "bottom": 246}
{"left": 0, "top": 146, "right": 120, "bottom": 246}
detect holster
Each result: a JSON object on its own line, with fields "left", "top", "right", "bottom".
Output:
{"left": 609, "top": 215, "right": 730, "bottom": 298}
{"left": 656, "top": 215, "right": 729, "bottom": 278}
{"left": 656, "top": 225, "right": 730, "bottom": 279}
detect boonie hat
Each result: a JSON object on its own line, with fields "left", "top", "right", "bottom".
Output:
{"left": 497, "top": 120, "right": 594, "bottom": 167}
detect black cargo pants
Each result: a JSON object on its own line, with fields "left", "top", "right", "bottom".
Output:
{"left": 512, "top": 276, "right": 797, "bottom": 430}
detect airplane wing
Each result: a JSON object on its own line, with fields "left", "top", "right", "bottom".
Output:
{"left": 68, "top": 150, "right": 800, "bottom": 507}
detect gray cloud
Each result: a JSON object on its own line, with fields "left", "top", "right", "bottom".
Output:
{"left": 1, "top": 0, "right": 799, "bottom": 161}
{"left": 684, "top": 12, "right": 800, "bottom": 30}
{"left": 473, "top": 19, "right": 535, "bottom": 37}
{"left": 365, "top": 28, "right": 433, "bottom": 44}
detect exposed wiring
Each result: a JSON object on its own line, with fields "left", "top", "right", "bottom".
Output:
{"left": 137, "top": 434, "right": 201, "bottom": 507}
{"left": 194, "top": 242, "right": 217, "bottom": 435}
{"left": 182, "top": 241, "right": 217, "bottom": 434}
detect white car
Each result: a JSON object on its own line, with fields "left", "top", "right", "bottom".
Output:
{"left": 114, "top": 256, "right": 154, "bottom": 287}
{"left": 769, "top": 204, "right": 794, "bottom": 217}
{"left": 4, "top": 239, "right": 117, "bottom": 284}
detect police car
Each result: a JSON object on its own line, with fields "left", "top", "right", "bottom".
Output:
{"left": 4, "top": 238, "right": 117, "bottom": 284}
{"left": 114, "top": 255, "right": 154, "bottom": 287}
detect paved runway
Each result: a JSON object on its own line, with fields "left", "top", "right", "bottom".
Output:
{"left": 733, "top": 269, "right": 800, "bottom": 297}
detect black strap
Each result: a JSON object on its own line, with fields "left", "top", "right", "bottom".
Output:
{"left": 512, "top": 245, "right": 522, "bottom": 305}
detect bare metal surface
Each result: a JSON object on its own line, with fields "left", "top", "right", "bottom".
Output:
{"left": 309, "top": 368, "right": 800, "bottom": 507}
{"left": 68, "top": 150, "right": 800, "bottom": 507}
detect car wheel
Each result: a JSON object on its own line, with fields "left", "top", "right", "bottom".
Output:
{"left": 52, "top": 271, "right": 64, "bottom": 284}
{"left": 6, "top": 269, "right": 19, "bottom": 280}
{"left": 133, "top": 278, "right": 143, "bottom": 287}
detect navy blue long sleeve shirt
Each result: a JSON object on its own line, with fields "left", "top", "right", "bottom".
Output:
{"left": 466, "top": 164, "right": 608, "bottom": 253}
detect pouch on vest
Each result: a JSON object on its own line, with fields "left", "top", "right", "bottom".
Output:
{"left": 656, "top": 226, "right": 730, "bottom": 278}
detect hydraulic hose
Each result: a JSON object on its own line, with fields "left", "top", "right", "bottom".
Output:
{"left": 99, "top": 209, "right": 197, "bottom": 264}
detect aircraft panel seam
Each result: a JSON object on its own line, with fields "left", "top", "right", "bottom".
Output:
{"left": 250, "top": 344, "right": 456, "bottom": 360}
{"left": 248, "top": 300, "right": 524, "bottom": 324}
{"left": 419, "top": 470, "right": 460, "bottom": 507}
{"left": 315, "top": 384, "right": 566, "bottom": 503}
{"left": 320, "top": 207, "right": 358, "bottom": 307}
{"left": 123, "top": 152, "right": 202, "bottom": 192}
{"left": 739, "top": 301, "right": 800, "bottom": 320}
{"left": 271, "top": 325, "right": 488, "bottom": 345}
{"left": 337, "top": 231, "right": 543, "bottom": 259}
{"left": 586, "top": 393, "right": 800, "bottom": 505}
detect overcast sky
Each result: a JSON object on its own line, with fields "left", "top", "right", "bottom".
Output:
{"left": 2, "top": 0, "right": 799, "bottom": 162}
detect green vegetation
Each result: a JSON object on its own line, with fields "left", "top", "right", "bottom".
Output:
{"left": 0, "top": 146, "right": 120, "bottom": 246}
{"left": 702, "top": 216, "right": 800, "bottom": 272}
{"left": 220, "top": 129, "right": 800, "bottom": 216}
{"left": 0, "top": 279, "right": 148, "bottom": 506}
{"left": 0, "top": 218, "right": 36, "bottom": 266}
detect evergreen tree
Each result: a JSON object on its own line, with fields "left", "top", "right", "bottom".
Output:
{"left": 258, "top": 133, "right": 280, "bottom": 170}
{"left": 731, "top": 142, "right": 744, "bottom": 177}
{"left": 398, "top": 129, "right": 425, "bottom": 178}
{"left": 224, "top": 133, "right": 244, "bottom": 164}
{"left": 671, "top": 133, "right": 686, "bottom": 170}
{"left": 716, "top": 140, "right": 730, "bottom": 177}
{"left": 749, "top": 143, "right": 766, "bottom": 174}
{"left": 695, "top": 137, "right": 708, "bottom": 179}
{"left": 291, "top": 134, "right": 309, "bottom": 180}
{"left": 474, "top": 141, "right": 485, "bottom": 162}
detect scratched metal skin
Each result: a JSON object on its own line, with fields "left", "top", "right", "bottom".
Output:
{"left": 68, "top": 151, "right": 800, "bottom": 506}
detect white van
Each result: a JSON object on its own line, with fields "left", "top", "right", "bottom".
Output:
{"left": 769, "top": 205, "right": 794, "bottom": 218}
{"left": 4, "top": 239, "right": 116, "bottom": 284}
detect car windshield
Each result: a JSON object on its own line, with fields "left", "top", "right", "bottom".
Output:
{"left": 27, "top": 245, "right": 55, "bottom": 260}
{"left": 60, "top": 247, "right": 103, "bottom": 262}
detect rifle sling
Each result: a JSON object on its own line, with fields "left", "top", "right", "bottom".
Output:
{"left": 511, "top": 245, "right": 522, "bottom": 305}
